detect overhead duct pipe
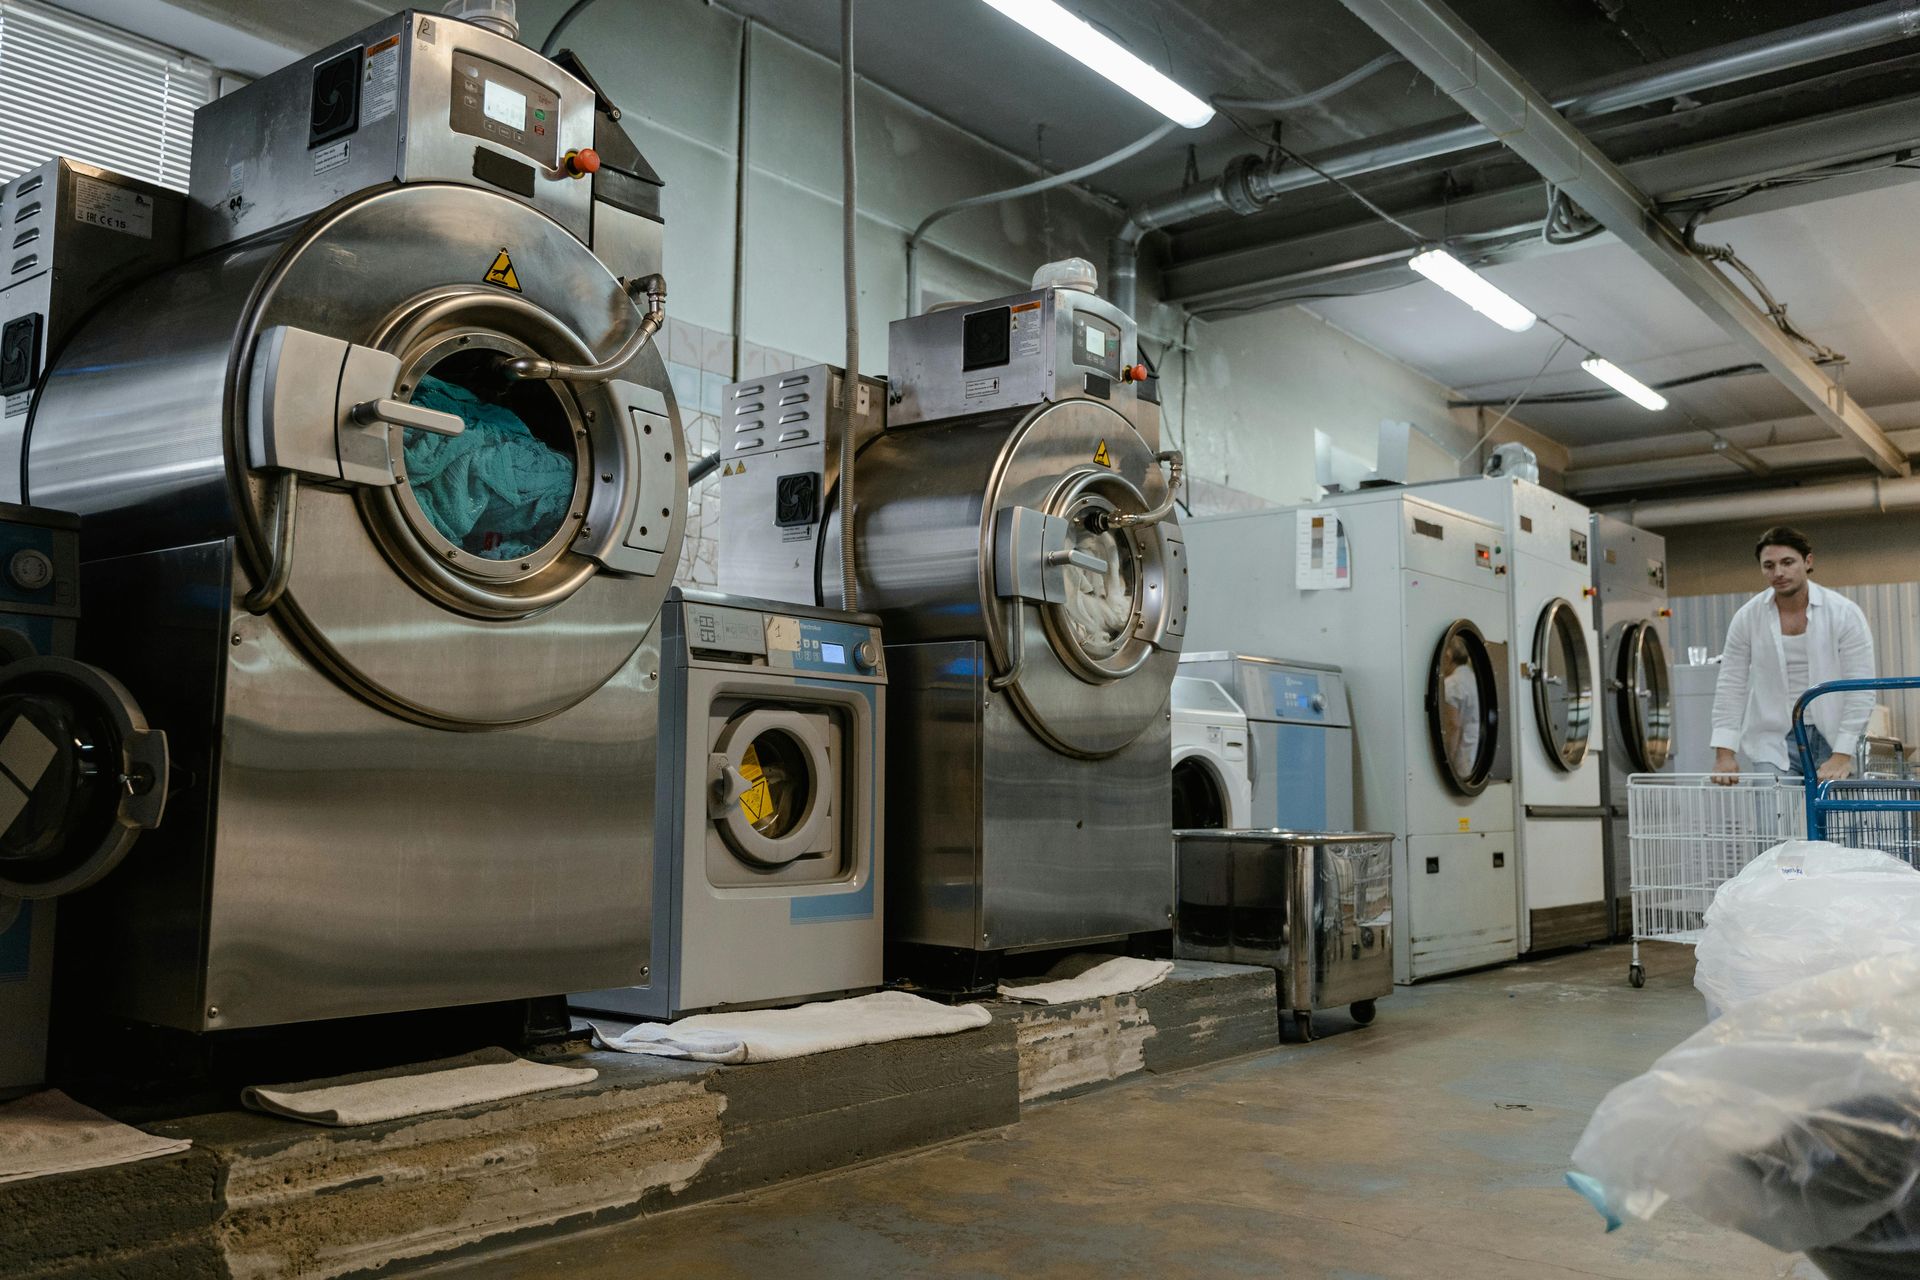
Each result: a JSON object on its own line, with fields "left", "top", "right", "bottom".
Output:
{"left": 1108, "top": 0, "right": 1920, "bottom": 315}
{"left": 1606, "top": 474, "right": 1920, "bottom": 528}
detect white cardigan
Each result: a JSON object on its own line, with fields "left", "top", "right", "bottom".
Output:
{"left": 1709, "top": 581, "right": 1875, "bottom": 769}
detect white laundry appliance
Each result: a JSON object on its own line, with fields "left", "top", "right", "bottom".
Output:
{"left": 1171, "top": 676, "right": 1252, "bottom": 830}
{"left": 1413, "top": 477, "right": 1606, "bottom": 954}
{"left": 1185, "top": 491, "right": 1517, "bottom": 983}
{"left": 576, "top": 589, "right": 884, "bottom": 1020}
{"left": 1671, "top": 661, "right": 1721, "bottom": 775}
{"left": 1179, "top": 652, "right": 1355, "bottom": 831}
{"left": 1591, "top": 515, "right": 1672, "bottom": 935}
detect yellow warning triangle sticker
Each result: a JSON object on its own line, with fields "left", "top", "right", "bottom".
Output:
{"left": 482, "top": 249, "right": 521, "bottom": 292}
{"left": 1093, "top": 439, "right": 1112, "bottom": 468}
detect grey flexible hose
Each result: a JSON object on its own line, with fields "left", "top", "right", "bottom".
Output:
{"left": 1213, "top": 52, "right": 1405, "bottom": 112}
{"left": 839, "top": 0, "right": 859, "bottom": 611}
{"left": 904, "top": 120, "right": 1178, "bottom": 314}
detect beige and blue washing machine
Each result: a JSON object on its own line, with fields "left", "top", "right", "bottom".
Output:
{"left": 577, "top": 589, "right": 884, "bottom": 1020}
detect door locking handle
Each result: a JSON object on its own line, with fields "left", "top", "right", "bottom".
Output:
{"left": 351, "top": 399, "right": 465, "bottom": 436}
{"left": 1047, "top": 547, "right": 1108, "bottom": 574}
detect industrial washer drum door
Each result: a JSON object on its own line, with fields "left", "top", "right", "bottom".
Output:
{"left": 823, "top": 399, "right": 1185, "bottom": 759}
{"left": 1531, "top": 597, "right": 1594, "bottom": 771}
{"left": 707, "top": 706, "right": 835, "bottom": 870}
{"left": 1427, "top": 619, "right": 1506, "bottom": 796}
{"left": 1614, "top": 619, "right": 1673, "bottom": 773}
{"left": 27, "top": 184, "right": 686, "bottom": 730}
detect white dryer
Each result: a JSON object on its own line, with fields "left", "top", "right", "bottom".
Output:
{"left": 1592, "top": 515, "right": 1673, "bottom": 934}
{"left": 577, "top": 590, "right": 884, "bottom": 1020}
{"left": 1171, "top": 676, "right": 1252, "bottom": 830}
{"left": 1415, "top": 477, "right": 1606, "bottom": 954}
{"left": 1185, "top": 491, "right": 1517, "bottom": 983}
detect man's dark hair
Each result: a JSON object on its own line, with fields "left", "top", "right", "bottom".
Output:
{"left": 1754, "top": 526, "right": 1814, "bottom": 561}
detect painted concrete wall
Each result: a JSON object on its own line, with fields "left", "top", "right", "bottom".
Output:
{"left": 1663, "top": 509, "right": 1920, "bottom": 596}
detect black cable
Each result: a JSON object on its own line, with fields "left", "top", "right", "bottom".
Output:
{"left": 1444, "top": 358, "right": 1840, "bottom": 408}
{"left": 540, "top": 0, "right": 605, "bottom": 57}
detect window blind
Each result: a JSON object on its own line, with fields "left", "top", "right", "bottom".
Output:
{"left": 0, "top": 0, "right": 217, "bottom": 191}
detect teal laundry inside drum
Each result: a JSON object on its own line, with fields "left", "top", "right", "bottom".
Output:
{"left": 402, "top": 351, "right": 578, "bottom": 562}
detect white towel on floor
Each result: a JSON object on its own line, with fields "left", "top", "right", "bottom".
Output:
{"left": 997, "top": 955, "right": 1174, "bottom": 1005}
{"left": 0, "top": 1090, "right": 191, "bottom": 1184}
{"left": 593, "top": 990, "right": 992, "bottom": 1064}
{"left": 241, "top": 1047, "right": 597, "bottom": 1128}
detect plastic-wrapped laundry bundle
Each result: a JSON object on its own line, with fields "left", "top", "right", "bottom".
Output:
{"left": 402, "top": 374, "right": 576, "bottom": 560}
{"left": 1693, "top": 841, "right": 1920, "bottom": 1020}
{"left": 1568, "top": 950, "right": 1920, "bottom": 1279}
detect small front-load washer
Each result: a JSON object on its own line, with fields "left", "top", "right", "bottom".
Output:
{"left": 576, "top": 589, "right": 884, "bottom": 1020}
{"left": 1171, "top": 676, "right": 1252, "bottom": 830}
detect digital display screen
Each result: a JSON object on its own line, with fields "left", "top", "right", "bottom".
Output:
{"left": 1084, "top": 327, "right": 1106, "bottom": 357}
{"left": 820, "top": 642, "right": 846, "bottom": 666}
{"left": 483, "top": 80, "right": 527, "bottom": 129}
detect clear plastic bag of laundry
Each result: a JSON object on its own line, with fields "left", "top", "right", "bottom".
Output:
{"left": 1692, "top": 840, "right": 1920, "bottom": 1020}
{"left": 1568, "top": 949, "right": 1920, "bottom": 1278}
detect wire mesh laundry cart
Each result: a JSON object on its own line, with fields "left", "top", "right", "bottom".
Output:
{"left": 1624, "top": 773, "right": 1805, "bottom": 988}
{"left": 1795, "top": 677, "right": 1920, "bottom": 868}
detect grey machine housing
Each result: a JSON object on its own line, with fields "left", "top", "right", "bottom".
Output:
{"left": 1179, "top": 652, "right": 1355, "bottom": 832}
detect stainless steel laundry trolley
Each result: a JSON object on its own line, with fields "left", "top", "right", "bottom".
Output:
{"left": 1625, "top": 774, "right": 1805, "bottom": 988}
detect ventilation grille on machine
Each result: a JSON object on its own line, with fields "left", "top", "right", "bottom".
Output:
{"left": 775, "top": 473, "right": 819, "bottom": 528}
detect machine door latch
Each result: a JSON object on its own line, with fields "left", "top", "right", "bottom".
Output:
{"left": 993, "top": 505, "right": 1106, "bottom": 605}
{"left": 247, "top": 325, "right": 464, "bottom": 488}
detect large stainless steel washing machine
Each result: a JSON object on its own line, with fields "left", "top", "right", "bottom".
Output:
{"left": 1186, "top": 492, "right": 1517, "bottom": 983}
{"left": 576, "top": 589, "right": 884, "bottom": 1020}
{"left": 1417, "top": 477, "right": 1606, "bottom": 954}
{"left": 20, "top": 10, "right": 686, "bottom": 1032}
{"left": 817, "top": 267, "right": 1186, "bottom": 986}
{"left": 1592, "top": 514, "right": 1673, "bottom": 935}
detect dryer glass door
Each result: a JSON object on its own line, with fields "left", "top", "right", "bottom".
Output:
{"left": 1428, "top": 620, "right": 1501, "bottom": 795}
{"left": 708, "top": 706, "right": 836, "bottom": 869}
{"left": 1171, "top": 756, "right": 1229, "bottom": 830}
{"left": 1617, "top": 621, "right": 1673, "bottom": 772}
{"left": 1532, "top": 597, "right": 1593, "bottom": 771}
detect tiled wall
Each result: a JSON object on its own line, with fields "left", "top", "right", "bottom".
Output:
{"left": 661, "top": 315, "right": 812, "bottom": 588}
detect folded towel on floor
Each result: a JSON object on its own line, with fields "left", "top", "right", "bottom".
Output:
{"left": 592, "top": 990, "right": 992, "bottom": 1064}
{"left": 997, "top": 955, "right": 1174, "bottom": 1005}
{"left": 241, "top": 1047, "right": 597, "bottom": 1128}
{"left": 0, "top": 1090, "right": 191, "bottom": 1185}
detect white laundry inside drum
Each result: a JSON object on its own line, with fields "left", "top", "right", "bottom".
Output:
{"left": 1059, "top": 524, "right": 1138, "bottom": 662}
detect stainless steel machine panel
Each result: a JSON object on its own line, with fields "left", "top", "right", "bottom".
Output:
{"left": 0, "top": 160, "right": 185, "bottom": 502}
{"left": 716, "top": 364, "right": 885, "bottom": 605}
{"left": 1174, "top": 829, "right": 1392, "bottom": 1036}
{"left": 187, "top": 11, "right": 596, "bottom": 252}
{"left": 887, "top": 286, "right": 1150, "bottom": 441}
{"left": 885, "top": 640, "right": 1172, "bottom": 956}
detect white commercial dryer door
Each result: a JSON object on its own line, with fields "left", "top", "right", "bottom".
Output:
{"left": 1612, "top": 620, "right": 1673, "bottom": 773}
{"left": 707, "top": 704, "right": 839, "bottom": 880}
{"left": 1425, "top": 619, "right": 1510, "bottom": 796}
{"left": 1529, "top": 597, "right": 1595, "bottom": 772}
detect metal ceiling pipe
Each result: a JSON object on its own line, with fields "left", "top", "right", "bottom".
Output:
{"left": 1606, "top": 474, "right": 1920, "bottom": 527}
{"left": 1108, "top": 0, "right": 1920, "bottom": 315}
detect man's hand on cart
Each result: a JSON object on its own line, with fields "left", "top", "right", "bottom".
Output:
{"left": 1816, "top": 752, "right": 1854, "bottom": 784}
{"left": 1711, "top": 748, "right": 1741, "bottom": 786}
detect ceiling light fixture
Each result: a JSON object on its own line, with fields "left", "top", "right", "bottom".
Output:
{"left": 977, "top": 0, "right": 1215, "bottom": 128}
{"left": 1580, "top": 356, "right": 1668, "bottom": 411}
{"left": 1407, "top": 249, "right": 1536, "bottom": 333}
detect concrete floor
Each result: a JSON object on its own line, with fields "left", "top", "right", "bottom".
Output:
{"left": 433, "top": 943, "right": 1817, "bottom": 1280}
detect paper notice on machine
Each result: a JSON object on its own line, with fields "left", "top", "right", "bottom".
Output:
{"left": 1297, "top": 510, "right": 1349, "bottom": 590}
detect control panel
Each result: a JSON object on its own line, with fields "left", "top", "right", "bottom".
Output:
{"left": 682, "top": 596, "right": 884, "bottom": 680}
{"left": 449, "top": 52, "right": 561, "bottom": 169}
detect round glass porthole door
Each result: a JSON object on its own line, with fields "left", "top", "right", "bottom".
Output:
{"left": 1427, "top": 620, "right": 1501, "bottom": 796}
{"left": 1531, "top": 598, "right": 1593, "bottom": 771}
{"left": 1616, "top": 621, "right": 1673, "bottom": 772}
{"left": 1171, "top": 757, "right": 1229, "bottom": 830}
{"left": 708, "top": 707, "right": 833, "bottom": 868}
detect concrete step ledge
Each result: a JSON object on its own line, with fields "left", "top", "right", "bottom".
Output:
{"left": 10, "top": 961, "right": 1277, "bottom": 1279}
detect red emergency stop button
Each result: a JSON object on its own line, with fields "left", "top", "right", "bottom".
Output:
{"left": 1123, "top": 363, "right": 1149, "bottom": 382}
{"left": 564, "top": 148, "right": 600, "bottom": 178}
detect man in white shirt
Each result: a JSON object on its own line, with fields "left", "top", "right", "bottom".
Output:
{"left": 1710, "top": 526, "right": 1875, "bottom": 784}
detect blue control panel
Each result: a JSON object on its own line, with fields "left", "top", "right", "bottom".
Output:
{"left": 787, "top": 615, "right": 879, "bottom": 676}
{"left": 1269, "top": 671, "right": 1325, "bottom": 722}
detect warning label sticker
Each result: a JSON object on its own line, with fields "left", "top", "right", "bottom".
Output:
{"left": 1092, "top": 440, "right": 1111, "bottom": 468}
{"left": 312, "top": 139, "right": 350, "bottom": 177}
{"left": 965, "top": 376, "right": 1000, "bottom": 399}
{"left": 363, "top": 35, "right": 401, "bottom": 126}
{"left": 483, "top": 249, "right": 521, "bottom": 291}
{"left": 72, "top": 176, "right": 154, "bottom": 239}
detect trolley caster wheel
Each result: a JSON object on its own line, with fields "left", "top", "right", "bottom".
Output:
{"left": 1350, "top": 999, "right": 1377, "bottom": 1026}
{"left": 1628, "top": 964, "right": 1646, "bottom": 989}
{"left": 1294, "top": 1010, "right": 1315, "bottom": 1042}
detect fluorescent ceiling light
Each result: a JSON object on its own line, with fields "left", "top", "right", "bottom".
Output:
{"left": 978, "top": 0, "right": 1215, "bottom": 128}
{"left": 1581, "top": 356, "right": 1668, "bottom": 411}
{"left": 1407, "top": 249, "right": 1537, "bottom": 333}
